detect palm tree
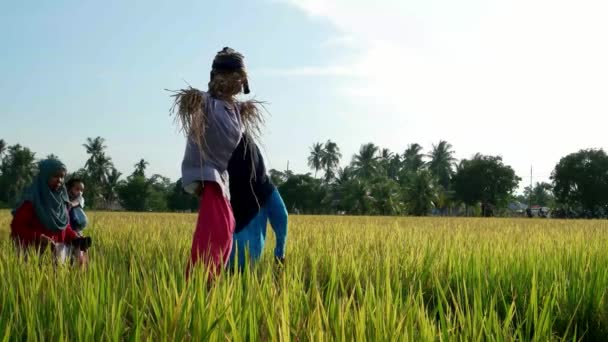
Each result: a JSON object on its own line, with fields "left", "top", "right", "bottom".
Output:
{"left": 104, "top": 167, "right": 122, "bottom": 208}
{"left": 83, "top": 137, "right": 107, "bottom": 161}
{"left": 93, "top": 154, "right": 113, "bottom": 184}
{"left": 371, "top": 177, "right": 403, "bottom": 215}
{"left": 0, "top": 139, "right": 6, "bottom": 162}
{"left": 387, "top": 154, "right": 402, "bottom": 181}
{"left": 83, "top": 137, "right": 113, "bottom": 208}
{"left": 377, "top": 148, "right": 401, "bottom": 180}
{"left": 340, "top": 178, "right": 374, "bottom": 215}
{"left": 307, "top": 142, "right": 325, "bottom": 178}
{"left": 83, "top": 137, "right": 113, "bottom": 184}
{"left": 321, "top": 140, "right": 341, "bottom": 183}
{"left": 378, "top": 148, "right": 392, "bottom": 175}
{"left": 380, "top": 148, "right": 392, "bottom": 160}
{"left": 133, "top": 159, "right": 149, "bottom": 177}
{"left": 427, "top": 140, "right": 457, "bottom": 190}
{"left": 403, "top": 169, "right": 438, "bottom": 216}
{"left": 335, "top": 166, "right": 354, "bottom": 186}
{"left": 402, "top": 143, "right": 425, "bottom": 173}
{"left": 352, "top": 143, "right": 379, "bottom": 179}
{"left": 323, "top": 166, "right": 353, "bottom": 213}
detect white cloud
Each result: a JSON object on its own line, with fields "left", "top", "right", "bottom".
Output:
{"left": 278, "top": 0, "right": 608, "bottom": 187}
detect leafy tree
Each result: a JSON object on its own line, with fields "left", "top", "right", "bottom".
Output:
{"left": 278, "top": 173, "right": 326, "bottom": 214}
{"left": 551, "top": 149, "right": 608, "bottom": 215}
{"left": 453, "top": 154, "right": 521, "bottom": 216}
{"left": 117, "top": 175, "right": 150, "bottom": 212}
{"left": 523, "top": 182, "right": 554, "bottom": 207}
{"left": 167, "top": 179, "right": 199, "bottom": 212}
{"left": 147, "top": 174, "right": 171, "bottom": 211}
{"left": 269, "top": 169, "right": 288, "bottom": 186}
{"left": 0, "top": 144, "right": 37, "bottom": 205}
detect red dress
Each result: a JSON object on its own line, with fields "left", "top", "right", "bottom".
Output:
{"left": 10, "top": 201, "right": 78, "bottom": 248}
{"left": 186, "top": 181, "right": 235, "bottom": 280}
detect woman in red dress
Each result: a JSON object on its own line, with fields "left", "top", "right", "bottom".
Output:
{"left": 11, "top": 158, "right": 80, "bottom": 256}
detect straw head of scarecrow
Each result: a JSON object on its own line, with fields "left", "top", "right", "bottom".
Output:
{"left": 208, "top": 47, "right": 250, "bottom": 100}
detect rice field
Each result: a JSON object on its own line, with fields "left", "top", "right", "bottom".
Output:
{"left": 1, "top": 211, "right": 607, "bottom": 341}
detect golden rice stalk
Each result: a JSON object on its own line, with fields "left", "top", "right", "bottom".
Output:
{"left": 239, "top": 99, "right": 267, "bottom": 141}
{"left": 167, "top": 87, "right": 267, "bottom": 154}
{"left": 167, "top": 87, "right": 208, "bottom": 152}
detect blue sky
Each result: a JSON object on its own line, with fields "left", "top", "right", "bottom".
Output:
{"left": 2, "top": 0, "right": 608, "bottom": 189}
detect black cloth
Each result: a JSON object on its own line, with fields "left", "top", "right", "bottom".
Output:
{"left": 227, "top": 134, "right": 275, "bottom": 233}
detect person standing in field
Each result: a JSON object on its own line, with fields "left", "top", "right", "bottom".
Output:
{"left": 171, "top": 47, "right": 264, "bottom": 280}
{"left": 10, "top": 158, "right": 89, "bottom": 266}
{"left": 226, "top": 133, "right": 288, "bottom": 271}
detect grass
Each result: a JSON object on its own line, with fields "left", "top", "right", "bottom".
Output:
{"left": 1, "top": 211, "right": 607, "bottom": 340}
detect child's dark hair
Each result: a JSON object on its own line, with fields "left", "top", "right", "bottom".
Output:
{"left": 66, "top": 177, "right": 84, "bottom": 190}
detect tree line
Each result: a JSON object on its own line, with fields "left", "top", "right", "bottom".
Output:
{"left": 0, "top": 137, "right": 196, "bottom": 212}
{"left": 1, "top": 137, "right": 607, "bottom": 217}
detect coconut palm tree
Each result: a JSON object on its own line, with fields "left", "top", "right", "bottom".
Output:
{"left": 307, "top": 142, "right": 325, "bottom": 178}
{"left": 82, "top": 137, "right": 114, "bottom": 208}
{"left": 104, "top": 167, "right": 122, "bottom": 208}
{"left": 352, "top": 143, "right": 380, "bottom": 180}
{"left": 133, "top": 159, "right": 149, "bottom": 177}
{"left": 321, "top": 140, "right": 341, "bottom": 183}
{"left": 0, "top": 139, "right": 7, "bottom": 162}
{"left": 402, "top": 143, "right": 425, "bottom": 173}
{"left": 402, "top": 169, "right": 438, "bottom": 216}
{"left": 427, "top": 140, "right": 456, "bottom": 190}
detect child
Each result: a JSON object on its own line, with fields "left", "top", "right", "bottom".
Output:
{"left": 170, "top": 47, "right": 263, "bottom": 280}
{"left": 227, "top": 133, "right": 288, "bottom": 271}
{"left": 65, "top": 177, "right": 90, "bottom": 267}
{"left": 66, "top": 177, "right": 88, "bottom": 235}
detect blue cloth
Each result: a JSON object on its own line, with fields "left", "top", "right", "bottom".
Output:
{"left": 69, "top": 206, "right": 88, "bottom": 232}
{"left": 228, "top": 189, "right": 288, "bottom": 270}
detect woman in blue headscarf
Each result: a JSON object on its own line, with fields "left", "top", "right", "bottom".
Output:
{"left": 10, "top": 158, "right": 81, "bottom": 252}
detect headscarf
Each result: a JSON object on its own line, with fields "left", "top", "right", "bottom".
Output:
{"left": 15, "top": 158, "right": 70, "bottom": 231}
